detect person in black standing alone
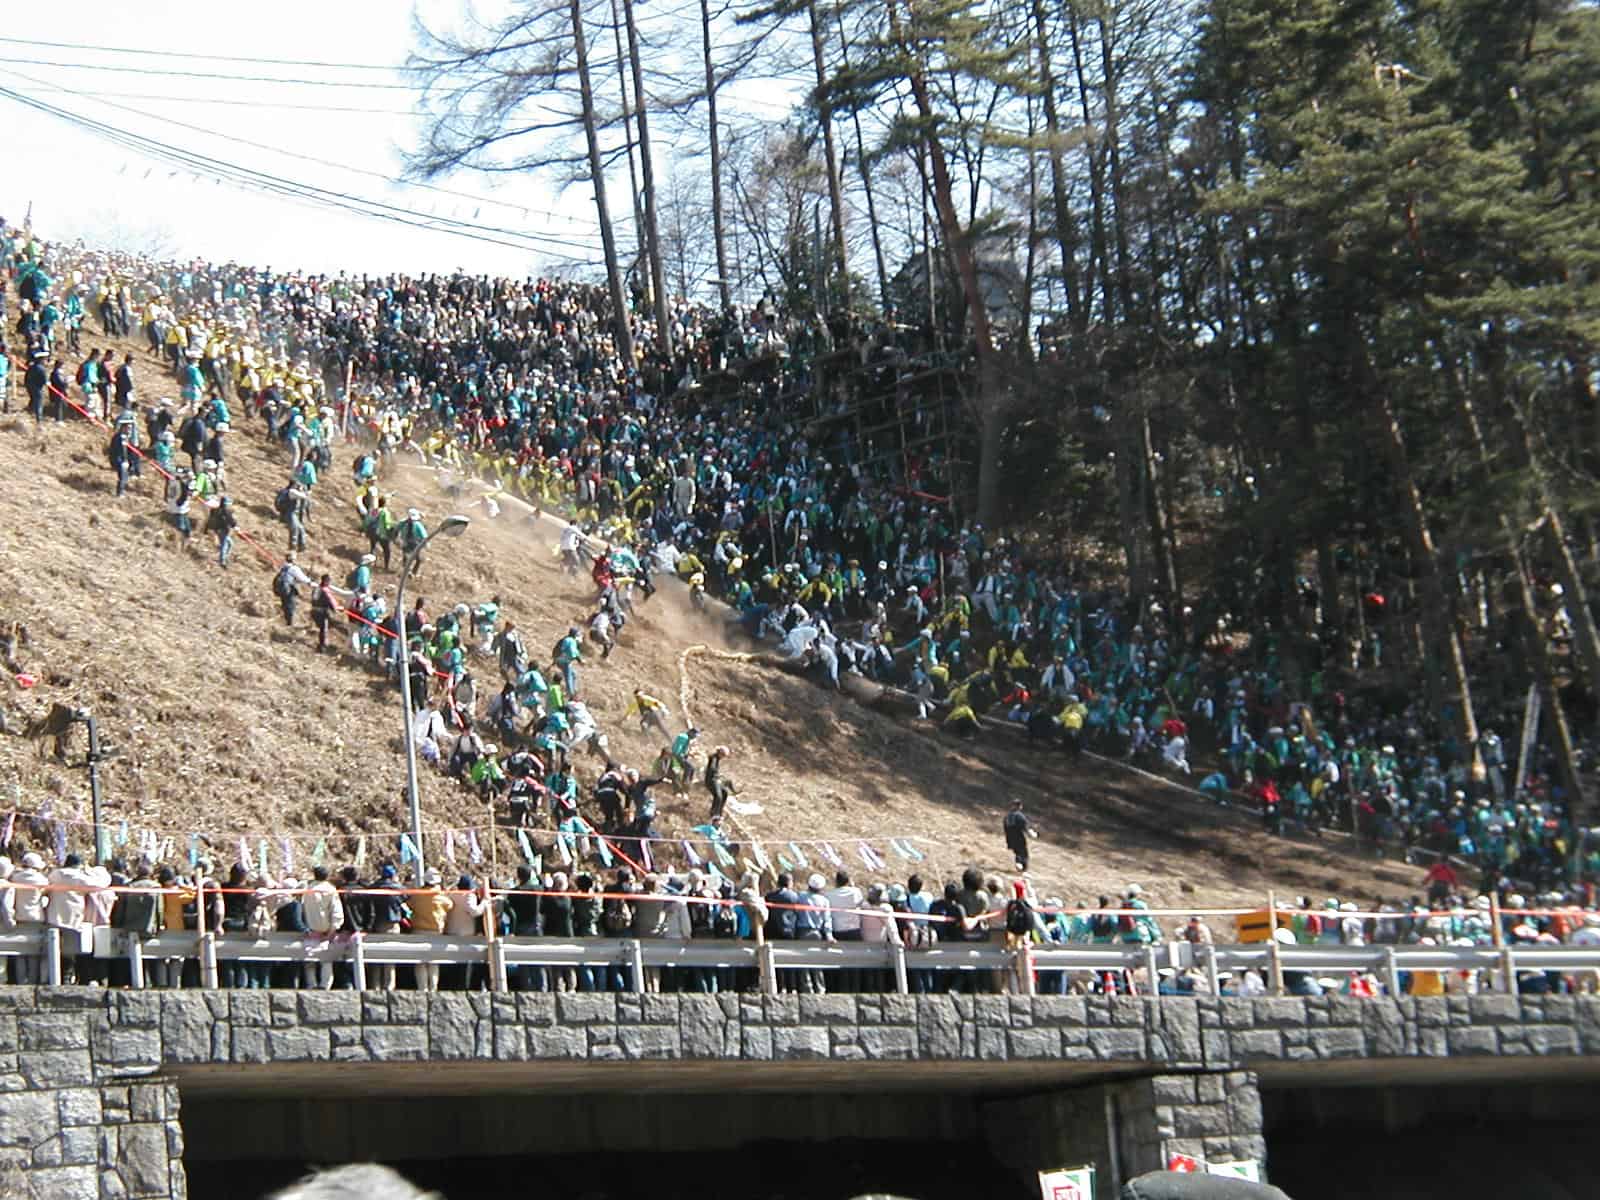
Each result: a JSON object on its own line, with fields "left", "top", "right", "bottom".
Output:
{"left": 25, "top": 349, "right": 48, "bottom": 424}
{"left": 113, "top": 351, "right": 135, "bottom": 411}
{"left": 504, "top": 864, "right": 544, "bottom": 991}
{"left": 49, "top": 357, "right": 70, "bottom": 423}
{"left": 1003, "top": 798, "right": 1036, "bottom": 873}
{"left": 336, "top": 865, "right": 374, "bottom": 989}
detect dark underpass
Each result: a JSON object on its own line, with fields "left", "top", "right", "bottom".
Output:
{"left": 181, "top": 1063, "right": 1600, "bottom": 1200}
{"left": 183, "top": 1088, "right": 1017, "bottom": 1200}
{"left": 1262, "top": 1080, "right": 1600, "bottom": 1200}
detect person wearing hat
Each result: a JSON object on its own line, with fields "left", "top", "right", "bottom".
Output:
{"left": 1338, "top": 901, "right": 1366, "bottom": 946}
{"left": 163, "top": 462, "right": 197, "bottom": 548}
{"left": 348, "top": 553, "right": 376, "bottom": 596}
{"left": 366, "top": 863, "right": 410, "bottom": 991}
{"left": 47, "top": 357, "right": 70, "bottom": 424}
{"left": 23, "top": 349, "right": 48, "bottom": 424}
{"left": 1120, "top": 884, "right": 1159, "bottom": 946}
{"left": 396, "top": 507, "right": 429, "bottom": 574}
{"left": 276, "top": 477, "right": 312, "bottom": 552}
{"left": 1273, "top": 925, "right": 1323, "bottom": 996}
{"left": 9, "top": 851, "right": 49, "bottom": 984}
{"left": 201, "top": 492, "right": 238, "bottom": 569}
{"left": 267, "top": 876, "right": 310, "bottom": 989}
{"left": 794, "top": 873, "right": 834, "bottom": 993}
{"left": 106, "top": 417, "right": 135, "bottom": 498}
{"left": 203, "top": 421, "right": 227, "bottom": 483}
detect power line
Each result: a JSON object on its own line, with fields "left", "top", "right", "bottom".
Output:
{"left": 0, "top": 55, "right": 414, "bottom": 89}
{"left": 6, "top": 71, "right": 614, "bottom": 235}
{"left": 0, "top": 86, "right": 605, "bottom": 264}
{"left": 6, "top": 84, "right": 419, "bottom": 115}
{"left": 0, "top": 35, "right": 404, "bottom": 72}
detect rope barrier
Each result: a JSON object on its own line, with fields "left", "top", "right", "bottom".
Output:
{"left": 0, "top": 878, "right": 1590, "bottom": 929}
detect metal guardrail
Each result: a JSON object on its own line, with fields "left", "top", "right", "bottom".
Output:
{"left": 0, "top": 929, "right": 1595, "bottom": 996}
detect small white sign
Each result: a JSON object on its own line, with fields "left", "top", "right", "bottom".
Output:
{"left": 1207, "top": 1161, "right": 1262, "bottom": 1183}
{"left": 1038, "top": 1164, "right": 1095, "bottom": 1200}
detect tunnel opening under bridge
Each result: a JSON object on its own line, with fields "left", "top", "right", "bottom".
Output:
{"left": 1261, "top": 1075, "right": 1600, "bottom": 1200}
{"left": 177, "top": 1062, "right": 1043, "bottom": 1200}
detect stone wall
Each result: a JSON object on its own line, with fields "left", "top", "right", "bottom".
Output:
{"left": 143, "top": 989, "right": 1600, "bottom": 1069}
{"left": 0, "top": 988, "right": 1594, "bottom": 1199}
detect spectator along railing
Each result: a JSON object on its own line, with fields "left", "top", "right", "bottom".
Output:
{"left": 2, "top": 882, "right": 1595, "bottom": 997}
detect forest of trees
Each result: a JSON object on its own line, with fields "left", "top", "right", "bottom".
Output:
{"left": 406, "top": 0, "right": 1600, "bottom": 796}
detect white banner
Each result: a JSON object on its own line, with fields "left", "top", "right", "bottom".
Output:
{"left": 1038, "top": 1165, "right": 1095, "bottom": 1200}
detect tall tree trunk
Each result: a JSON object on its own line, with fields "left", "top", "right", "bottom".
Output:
{"left": 1117, "top": 403, "right": 1146, "bottom": 598}
{"left": 849, "top": 107, "right": 891, "bottom": 314}
{"left": 1018, "top": 80, "right": 1039, "bottom": 362}
{"left": 832, "top": 0, "right": 888, "bottom": 310}
{"left": 1095, "top": 8, "right": 1136, "bottom": 323}
{"left": 1505, "top": 559, "right": 1586, "bottom": 810}
{"left": 887, "top": 0, "right": 1006, "bottom": 522}
{"left": 1316, "top": 534, "right": 1342, "bottom": 634}
{"left": 1444, "top": 340, "right": 1587, "bottom": 802}
{"left": 621, "top": 0, "right": 673, "bottom": 352}
{"left": 1065, "top": 7, "right": 1111, "bottom": 322}
{"left": 572, "top": 0, "right": 634, "bottom": 364}
{"left": 1363, "top": 360, "right": 1480, "bottom": 768}
{"left": 1028, "top": 0, "right": 1084, "bottom": 333}
{"left": 1493, "top": 379, "right": 1600, "bottom": 721}
{"left": 807, "top": 0, "right": 850, "bottom": 288}
{"left": 700, "top": 0, "right": 732, "bottom": 312}
{"left": 1143, "top": 397, "right": 1177, "bottom": 605}
{"left": 609, "top": 0, "right": 647, "bottom": 296}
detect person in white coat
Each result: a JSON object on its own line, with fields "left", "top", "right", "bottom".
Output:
{"left": 443, "top": 875, "right": 489, "bottom": 990}
{"left": 47, "top": 854, "right": 113, "bottom": 984}
{"left": 300, "top": 866, "right": 346, "bottom": 989}
{"left": 10, "top": 853, "right": 50, "bottom": 983}
{"left": 0, "top": 858, "right": 13, "bottom": 933}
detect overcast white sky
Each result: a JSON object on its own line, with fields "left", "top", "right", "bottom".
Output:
{"left": 0, "top": 1, "right": 790, "bottom": 280}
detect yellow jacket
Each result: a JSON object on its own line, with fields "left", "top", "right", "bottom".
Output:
{"left": 409, "top": 888, "right": 453, "bottom": 934}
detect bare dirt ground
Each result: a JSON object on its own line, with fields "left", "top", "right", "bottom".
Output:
{"left": 0, "top": 336, "right": 1426, "bottom": 911}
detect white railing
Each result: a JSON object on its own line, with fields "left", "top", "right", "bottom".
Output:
{"left": 0, "top": 928, "right": 1595, "bottom": 996}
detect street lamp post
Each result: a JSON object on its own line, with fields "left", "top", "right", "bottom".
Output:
{"left": 395, "top": 514, "right": 470, "bottom": 889}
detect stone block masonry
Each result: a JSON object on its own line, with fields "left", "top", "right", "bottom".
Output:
{"left": 0, "top": 989, "right": 1591, "bottom": 1198}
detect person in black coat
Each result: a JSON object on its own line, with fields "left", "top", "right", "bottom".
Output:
{"left": 24, "top": 351, "right": 48, "bottom": 423}
{"left": 505, "top": 864, "right": 546, "bottom": 992}
{"left": 272, "top": 880, "right": 310, "bottom": 988}
{"left": 48, "top": 358, "right": 69, "bottom": 423}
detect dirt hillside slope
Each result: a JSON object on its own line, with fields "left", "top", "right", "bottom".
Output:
{"left": 0, "top": 338, "right": 1425, "bottom": 908}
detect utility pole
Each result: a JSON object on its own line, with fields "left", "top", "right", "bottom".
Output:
{"left": 71, "top": 709, "right": 108, "bottom": 863}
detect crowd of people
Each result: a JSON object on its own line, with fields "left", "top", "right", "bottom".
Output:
{"left": 1, "top": 846, "right": 1597, "bottom": 999}
{"left": 3, "top": 213, "right": 1600, "bottom": 995}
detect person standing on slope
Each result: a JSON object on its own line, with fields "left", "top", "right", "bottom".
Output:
{"left": 274, "top": 554, "right": 313, "bottom": 626}
{"left": 1003, "top": 799, "right": 1037, "bottom": 873}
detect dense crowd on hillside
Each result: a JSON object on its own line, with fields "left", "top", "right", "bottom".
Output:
{"left": 2, "top": 214, "right": 1598, "bottom": 995}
